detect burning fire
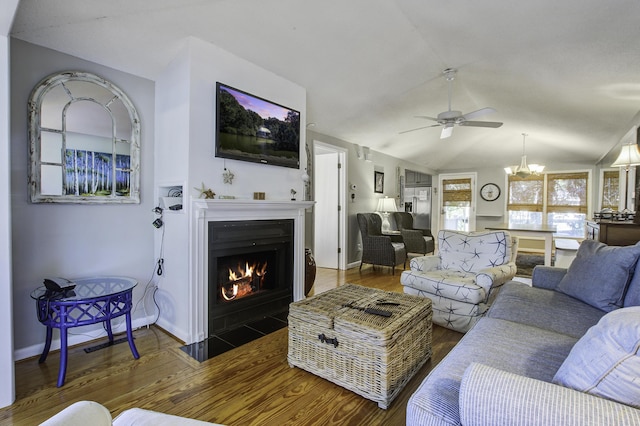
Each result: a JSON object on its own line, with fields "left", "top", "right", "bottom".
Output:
{"left": 221, "top": 261, "right": 267, "bottom": 301}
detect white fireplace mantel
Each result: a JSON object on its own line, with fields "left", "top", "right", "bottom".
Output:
{"left": 188, "top": 198, "right": 314, "bottom": 343}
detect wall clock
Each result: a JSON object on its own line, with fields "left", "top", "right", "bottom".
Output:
{"left": 480, "top": 183, "right": 501, "bottom": 201}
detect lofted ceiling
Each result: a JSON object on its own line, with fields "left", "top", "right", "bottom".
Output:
{"left": 10, "top": 0, "right": 640, "bottom": 171}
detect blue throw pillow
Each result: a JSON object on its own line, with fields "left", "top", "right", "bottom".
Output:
{"left": 556, "top": 240, "right": 640, "bottom": 312}
{"left": 552, "top": 306, "right": 640, "bottom": 408}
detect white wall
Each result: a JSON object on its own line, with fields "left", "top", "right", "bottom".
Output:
{"left": 154, "top": 37, "right": 307, "bottom": 343}
{"left": 10, "top": 40, "right": 156, "bottom": 359}
{"left": 0, "top": 31, "right": 16, "bottom": 408}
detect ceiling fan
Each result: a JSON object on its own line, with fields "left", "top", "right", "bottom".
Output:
{"left": 401, "top": 68, "right": 503, "bottom": 139}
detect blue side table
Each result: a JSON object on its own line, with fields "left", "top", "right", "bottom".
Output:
{"left": 31, "top": 276, "right": 140, "bottom": 387}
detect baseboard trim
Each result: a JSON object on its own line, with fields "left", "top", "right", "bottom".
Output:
{"left": 14, "top": 315, "right": 155, "bottom": 361}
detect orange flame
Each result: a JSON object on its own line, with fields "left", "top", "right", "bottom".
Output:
{"left": 222, "top": 261, "right": 268, "bottom": 301}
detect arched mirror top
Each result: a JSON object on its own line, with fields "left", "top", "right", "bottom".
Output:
{"left": 29, "top": 71, "right": 140, "bottom": 203}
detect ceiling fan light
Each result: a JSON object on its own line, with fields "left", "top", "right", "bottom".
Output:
{"left": 441, "top": 125, "right": 454, "bottom": 139}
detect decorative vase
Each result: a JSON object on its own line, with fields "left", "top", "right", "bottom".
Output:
{"left": 304, "top": 248, "right": 316, "bottom": 296}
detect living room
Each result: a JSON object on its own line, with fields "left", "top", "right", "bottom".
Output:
{"left": 2, "top": 1, "right": 640, "bottom": 423}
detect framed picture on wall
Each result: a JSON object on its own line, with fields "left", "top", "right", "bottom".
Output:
{"left": 374, "top": 171, "right": 384, "bottom": 193}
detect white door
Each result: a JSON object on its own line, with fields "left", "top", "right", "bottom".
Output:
{"left": 439, "top": 173, "right": 477, "bottom": 232}
{"left": 313, "top": 142, "right": 347, "bottom": 269}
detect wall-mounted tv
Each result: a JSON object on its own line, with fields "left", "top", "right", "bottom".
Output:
{"left": 215, "top": 82, "right": 300, "bottom": 169}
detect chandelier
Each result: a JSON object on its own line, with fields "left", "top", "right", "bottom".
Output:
{"left": 504, "top": 133, "right": 545, "bottom": 177}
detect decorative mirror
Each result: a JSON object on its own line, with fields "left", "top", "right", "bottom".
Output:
{"left": 29, "top": 71, "right": 140, "bottom": 203}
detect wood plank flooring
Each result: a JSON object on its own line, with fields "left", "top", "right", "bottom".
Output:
{"left": 0, "top": 264, "right": 463, "bottom": 425}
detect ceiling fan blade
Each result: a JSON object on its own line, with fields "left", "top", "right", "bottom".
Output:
{"left": 459, "top": 120, "right": 503, "bottom": 128}
{"left": 441, "top": 125, "right": 454, "bottom": 139}
{"left": 399, "top": 124, "right": 441, "bottom": 134}
{"left": 462, "top": 107, "right": 496, "bottom": 120}
{"left": 414, "top": 115, "right": 440, "bottom": 122}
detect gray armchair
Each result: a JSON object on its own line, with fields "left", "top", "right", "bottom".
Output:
{"left": 393, "top": 211, "right": 435, "bottom": 255}
{"left": 357, "top": 213, "right": 407, "bottom": 274}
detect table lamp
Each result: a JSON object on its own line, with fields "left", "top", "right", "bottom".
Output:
{"left": 377, "top": 197, "right": 397, "bottom": 233}
{"left": 611, "top": 141, "right": 640, "bottom": 223}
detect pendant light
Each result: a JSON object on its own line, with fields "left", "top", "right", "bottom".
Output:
{"left": 504, "top": 133, "right": 545, "bottom": 177}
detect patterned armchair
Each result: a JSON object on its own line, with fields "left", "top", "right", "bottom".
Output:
{"left": 357, "top": 213, "right": 407, "bottom": 275}
{"left": 400, "top": 229, "right": 518, "bottom": 332}
{"left": 393, "top": 211, "right": 435, "bottom": 255}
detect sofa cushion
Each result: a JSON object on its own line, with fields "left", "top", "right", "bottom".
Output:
{"left": 556, "top": 240, "right": 640, "bottom": 312}
{"left": 438, "top": 230, "right": 509, "bottom": 273}
{"left": 460, "top": 363, "right": 640, "bottom": 426}
{"left": 552, "top": 306, "right": 640, "bottom": 408}
{"left": 40, "top": 401, "right": 112, "bottom": 426}
{"left": 114, "top": 408, "right": 220, "bottom": 425}
{"left": 625, "top": 264, "right": 640, "bottom": 307}
{"left": 401, "top": 269, "right": 486, "bottom": 303}
{"left": 487, "top": 281, "right": 607, "bottom": 338}
{"left": 406, "top": 317, "right": 578, "bottom": 426}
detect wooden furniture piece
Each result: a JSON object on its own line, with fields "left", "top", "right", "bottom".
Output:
{"left": 288, "top": 283, "right": 432, "bottom": 409}
{"left": 486, "top": 223, "right": 556, "bottom": 266}
{"left": 586, "top": 220, "right": 640, "bottom": 246}
{"left": 31, "top": 276, "right": 139, "bottom": 387}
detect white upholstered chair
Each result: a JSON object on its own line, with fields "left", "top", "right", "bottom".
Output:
{"left": 400, "top": 229, "right": 518, "bottom": 333}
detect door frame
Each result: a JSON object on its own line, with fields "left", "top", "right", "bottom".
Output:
{"left": 437, "top": 172, "right": 477, "bottom": 232}
{"left": 313, "top": 140, "right": 348, "bottom": 270}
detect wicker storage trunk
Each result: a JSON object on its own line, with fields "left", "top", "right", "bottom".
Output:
{"left": 288, "top": 284, "right": 432, "bottom": 409}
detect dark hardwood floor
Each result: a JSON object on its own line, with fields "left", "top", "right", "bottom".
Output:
{"left": 0, "top": 264, "right": 463, "bottom": 425}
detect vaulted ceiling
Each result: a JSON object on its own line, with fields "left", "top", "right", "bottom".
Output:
{"left": 10, "top": 0, "right": 640, "bottom": 171}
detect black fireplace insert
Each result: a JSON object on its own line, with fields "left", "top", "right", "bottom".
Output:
{"left": 208, "top": 219, "right": 293, "bottom": 335}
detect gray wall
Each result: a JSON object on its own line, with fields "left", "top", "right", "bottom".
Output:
{"left": 307, "top": 130, "right": 436, "bottom": 266}
{"left": 10, "top": 39, "right": 156, "bottom": 358}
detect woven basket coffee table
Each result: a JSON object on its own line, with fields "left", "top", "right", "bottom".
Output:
{"left": 287, "top": 283, "right": 432, "bottom": 409}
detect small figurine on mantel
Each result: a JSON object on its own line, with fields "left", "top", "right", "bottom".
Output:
{"left": 222, "top": 165, "right": 234, "bottom": 184}
{"left": 291, "top": 189, "right": 297, "bottom": 201}
{"left": 195, "top": 182, "right": 215, "bottom": 199}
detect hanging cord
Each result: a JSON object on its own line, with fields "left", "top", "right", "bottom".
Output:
{"left": 133, "top": 210, "right": 166, "bottom": 326}
{"left": 68, "top": 214, "right": 166, "bottom": 339}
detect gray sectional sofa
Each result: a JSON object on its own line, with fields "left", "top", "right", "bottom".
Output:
{"left": 406, "top": 239, "right": 640, "bottom": 425}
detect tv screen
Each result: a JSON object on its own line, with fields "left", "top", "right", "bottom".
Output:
{"left": 215, "top": 82, "right": 300, "bottom": 169}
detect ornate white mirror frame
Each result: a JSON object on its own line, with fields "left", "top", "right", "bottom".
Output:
{"left": 28, "top": 71, "right": 140, "bottom": 203}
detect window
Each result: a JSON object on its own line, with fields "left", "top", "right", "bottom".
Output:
{"left": 507, "top": 171, "right": 589, "bottom": 238}
{"left": 507, "top": 174, "right": 543, "bottom": 227}
{"left": 546, "top": 172, "right": 588, "bottom": 237}
{"left": 442, "top": 178, "right": 472, "bottom": 231}
{"left": 601, "top": 170, "right": 620, "bottom": 210}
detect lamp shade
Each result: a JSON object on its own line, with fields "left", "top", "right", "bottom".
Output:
{"left": 377, "top": 197, "right": 397, "bottom": 213}
{"left": 611, "top": 142, "right": 640, "bottom": 168}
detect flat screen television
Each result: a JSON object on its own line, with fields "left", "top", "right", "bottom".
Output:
{"left": 215, "top": 82, "right": 300, "bottom": 169}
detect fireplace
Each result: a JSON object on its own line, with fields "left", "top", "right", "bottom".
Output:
{"left": 208, "top": 219, "right": 293, "bottom": 335}
{"left": 189, "top": 199, "right": 312, "bottom": 345}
